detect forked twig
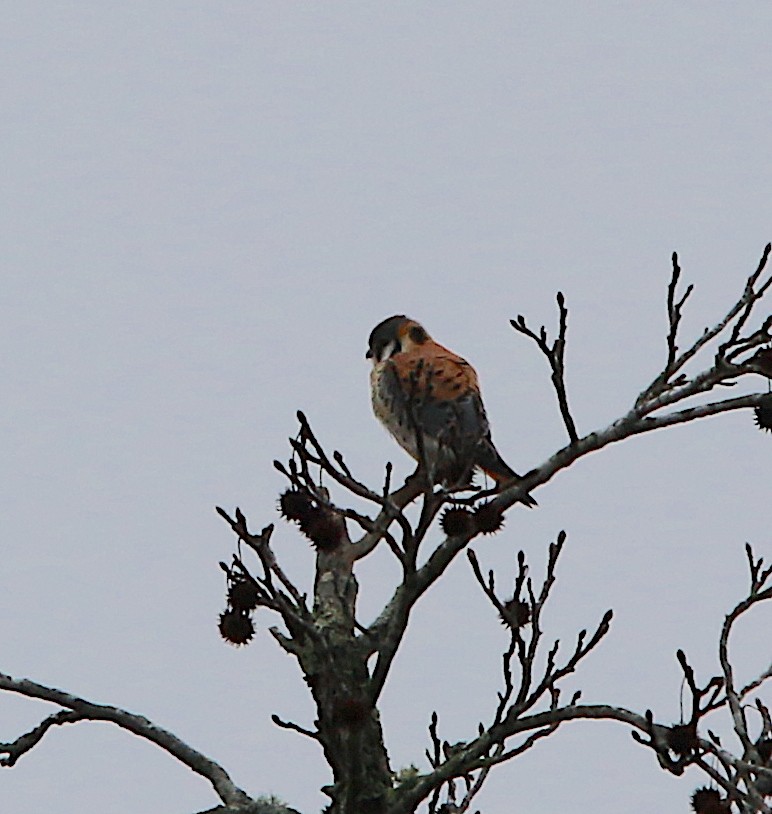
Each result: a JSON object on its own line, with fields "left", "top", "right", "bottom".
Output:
{"left": 511, "top": 292, "right": 579, "bottom": 443}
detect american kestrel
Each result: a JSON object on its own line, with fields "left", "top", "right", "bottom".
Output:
{"left": 367, "top": 315, "right": 536, "bottom": 505}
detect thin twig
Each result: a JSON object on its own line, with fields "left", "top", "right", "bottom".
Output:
{"left": 510, "top": 292, "right": 579, "bottom": 443}
{"left": 271, "top": 714, "right": 320, "bottom": 742}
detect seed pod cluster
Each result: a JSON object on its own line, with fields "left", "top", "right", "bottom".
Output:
{"left": 279, "top": 489, "right": 344, "bottom": 551}
{"left": 218, "top": 565, "right": 261, "bottom": 647}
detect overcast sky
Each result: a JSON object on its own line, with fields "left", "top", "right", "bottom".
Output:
{"left": 2, "top": 3, "right": 771, "bottom": 813}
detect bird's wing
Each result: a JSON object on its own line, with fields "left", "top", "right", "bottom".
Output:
{"left": 387, "top": 344, "right": 488, "bottom": 439}
{"left": 390, "top": 343, "right": 479, "bottom": 397}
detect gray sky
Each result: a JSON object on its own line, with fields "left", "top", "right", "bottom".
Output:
{"left": 2, "top": 3, "right": 771, "bottom": 812}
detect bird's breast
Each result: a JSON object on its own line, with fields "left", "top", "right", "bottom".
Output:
{"left": 370, "top": 362, "right": 421, "bottom": 458}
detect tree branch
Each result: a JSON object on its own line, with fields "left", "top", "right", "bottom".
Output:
{"left": 719, "top": 546, "right": 772, "bottom": 770}
{"left": 393, "top": 703, "right": 667, "bottom": 813}
{"left": 510, "top": 291, "right": 579, "bottom": 443}
{"left": 271, "top": 714, "right": 320, "bottom": 742}
{"left": 0, "top": 672, "right": 253, "bottom": 808}
{"left": 638, "top": 242, "right": 771, "bottom": 405}
{"left": 491, "top": 391, "right": 770, "bottom": 516}
{"left": 0, "top": 709, "right": 84, "bottom": 766}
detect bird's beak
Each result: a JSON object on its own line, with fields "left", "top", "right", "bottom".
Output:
{"left": 365, "top": 349, "right": 373, "bottom": 359}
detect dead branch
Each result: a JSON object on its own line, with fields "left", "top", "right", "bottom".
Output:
{"left": 510, "top": 291, "right": 579, "bottom": 443}
{"left": 639, "top": 242, "right": 771, "bottom": 404}
{"left": 291, "top": 411, "right": 422, "bottom": 560}
{"left": 0, "top": 672, "right": 253, "bottom": 808}
{"left": 0, "top": 709, "right": 84, "bottom": 767}
{"left": 392, "top": 702, "right": 669, "bottom": 814}
{"left": 717, "top": 545, "right": 772, "bottom": 810}
{"left": 404, "top": 534, "right": 613, "bottom": 810}
{"left": 271, "top": 714, "right": 320, "bottom": 742}
{"left": 217, "top": 508, "right": 308, "bottom": 611}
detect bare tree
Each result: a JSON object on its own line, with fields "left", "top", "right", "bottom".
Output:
{"left": 2, "top": 247, "right": 772, "bottom": 814}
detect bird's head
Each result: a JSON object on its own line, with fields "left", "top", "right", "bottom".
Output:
{"left": 366, "top": 315, "right": 430, "bottom": 363}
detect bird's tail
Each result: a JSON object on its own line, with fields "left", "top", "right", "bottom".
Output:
{"left": 476, "top": 440, "right": 538, "bottom": 508}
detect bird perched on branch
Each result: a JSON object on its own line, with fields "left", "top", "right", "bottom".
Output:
{"left": 366, "top": 315, "right": 536, "bottom": 505}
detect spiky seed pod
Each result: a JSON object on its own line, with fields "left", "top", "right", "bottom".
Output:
{"left": 278, "top": 489, "right": 316, "bottom": 523}
{"left": 499, "top": 597, "right": 531, "bottom": 628}
{"left": 474, "top": 501, "right": 505, "bottom": 535}
{"left": 218, "top": 608, "right": 255, "bottom": 647}
{"left": 300, "top": 511, "right": 343, "bottom": 551}
{"left": 228, "top": 578, "right": 260, "bottom": 612}
{"left": 333, "top": 696, "right": 369, "bottom": 727}
{"left": 691, "top": 787, "right": 730, "bottom": 814}
{"left": 754, "top": 396, "right": 772, "bottom": 432}
{"left": 440, "top": 507, "right": 474, "bottom": 537}
{"left": 667, "top": 722, "right": 698, "bottom": 756}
